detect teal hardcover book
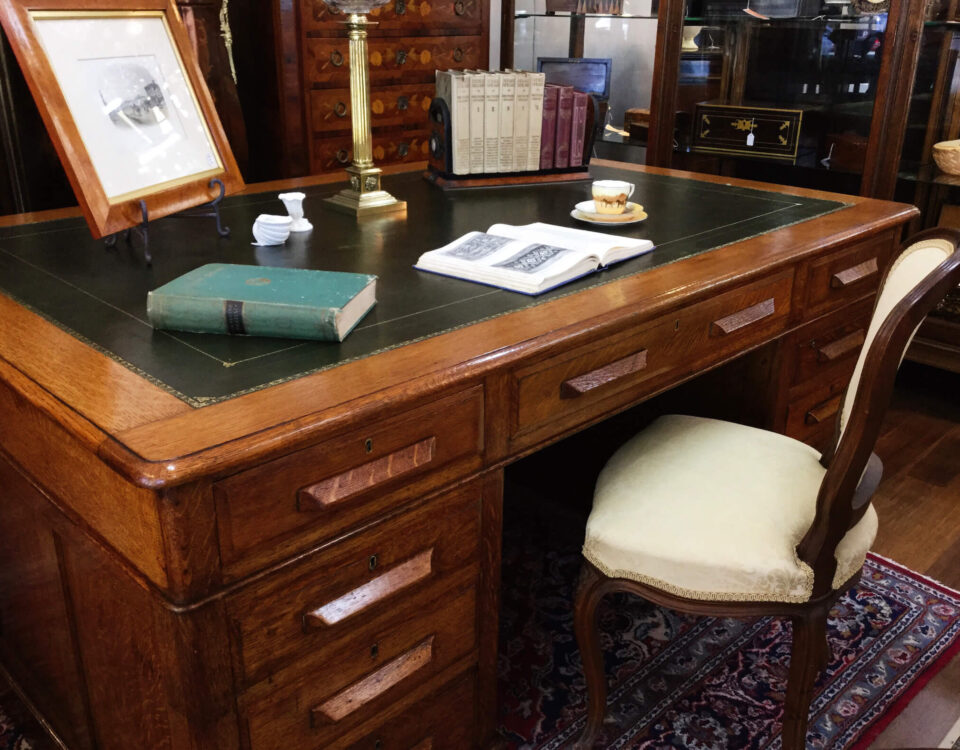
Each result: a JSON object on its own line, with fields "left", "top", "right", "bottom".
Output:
{"left": 147, "top": 264, "right": 377, "bottom": 342}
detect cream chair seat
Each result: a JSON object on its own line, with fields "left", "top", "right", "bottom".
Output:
{"left": 583, "top": 413, "right": 878, "bottom": 604}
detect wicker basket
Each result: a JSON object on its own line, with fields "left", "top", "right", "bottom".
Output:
{"left": 933, "top": 140, "right": 960, "bottom": 175}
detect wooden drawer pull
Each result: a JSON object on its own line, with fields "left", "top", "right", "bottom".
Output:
{"left": 298, "top": 437, "right": 436, "bottom": 511}
{"left": 817, "top": 329, "right": 866, "bottom": 362}
{"left": 560, "top": 350, "right": 647, "bottom": 399}
{"left": 304, "top": 549, "right": 434, "bottom": 628}
{"left": 311, "top": 637, "right": 434, "bottom": 725}
{"left": 710, "top": 298, "right": 775, "bottom": 337}
{"left": 805, "top": 395, "right": 842, "bottom": 425}
{"left": 831, "top": 257, "right": 878, "bottom": 288}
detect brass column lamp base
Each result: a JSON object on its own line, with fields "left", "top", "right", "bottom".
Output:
{"left": 323, "top": 164, "right": 406, "bottom": 217}
{"left": 321, "top": 10, "right": 405, "bottom": 219}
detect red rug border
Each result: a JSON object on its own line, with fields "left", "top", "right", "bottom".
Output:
{"left": 849, "top": 552, "right": 960, "bottom": 750}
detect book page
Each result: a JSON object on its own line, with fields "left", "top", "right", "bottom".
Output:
{"left": 416, "top": 231, "right": 596, "bottom": 293}
{"left": 487, "top": 222, "right": 654, "bottom": 266}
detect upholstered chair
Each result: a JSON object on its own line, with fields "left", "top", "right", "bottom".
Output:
{"left": 573, "top": 228, "right": 960, "bottom": 750}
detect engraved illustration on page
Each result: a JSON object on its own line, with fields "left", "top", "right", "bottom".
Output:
{"left": 443, "top": 233, "right": 513, "bottom": 260}
{"left": 493, "top": 244, "right": 571, "bottom": 274}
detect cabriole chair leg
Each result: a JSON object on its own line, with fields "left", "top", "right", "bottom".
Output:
{"left": 573, "top": 563, "right": 608, "bottom": 750}
{"left": 781, "top": 606, "right": 829, "bottom": 750}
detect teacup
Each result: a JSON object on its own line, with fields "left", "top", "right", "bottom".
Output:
{"left": 591, "top": 180, "right": 635, "bottom": 215}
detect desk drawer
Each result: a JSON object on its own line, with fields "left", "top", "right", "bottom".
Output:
{"left": 227, "top": 485, "right": 481, "bottom": 687}
{"left": 801, "top": 232, "right": 894, "bottom": 318}
{"left": 302, "top": 0, "right": 485, "bottom": 36}
{"left": 305, "top": 37, "right": 484, "bottom": 88}
{"left": 311, "top": 130, "right": 432, "bottom": 174}
{"left": 510, "top": 270, "right": 793, "bottom": 443}
{"left": 785, "top": 379, "right": 847, "bottom": 449}
{"left": 311, "top": 85, "right": 433, "bottom": 134}
{"left": 342, "top": 672, "right": 475, "bottom": 750}
{"left": 215, "top": 387, "right": 484, "bottom": 577}
{"left": 791, "top": 297, "right": 872, "bottom": 388}
{"left": 242, "top": 584, "right": 477, "bottom": 750}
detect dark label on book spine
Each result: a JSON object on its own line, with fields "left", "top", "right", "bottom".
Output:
{"left": 225, "top": 300, "right": 246, "bottom": 334}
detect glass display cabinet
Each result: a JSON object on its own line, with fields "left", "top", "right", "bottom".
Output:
{"left": 654, "top": 2, "right": 897, "bottom": 195}
{"left": 501, "top": 0, "right": 661, "bottom": 160}
{"left": 892, "top": 13, "right": 960, "bottom": 372}
{"left": 647, "top": 0, "right": 930, "bottom": 200}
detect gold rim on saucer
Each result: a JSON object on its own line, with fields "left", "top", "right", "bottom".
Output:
{"left": 571, "top": 200, "right": 647, "bottom": 224}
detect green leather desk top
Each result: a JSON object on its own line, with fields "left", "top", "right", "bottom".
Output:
{"left": 0, "top": 165, "right": 846, "bottom": 407}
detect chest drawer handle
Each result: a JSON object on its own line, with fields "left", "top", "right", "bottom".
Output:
{"left": 311, "top": 636, "right": 434, "bottom": 725}
{"left": 817, "top": 329, "right": 866, "bottom": 362}
{"left": 397, "top": 95, "right": 409, "bottom": 111}
{"left": 298, "top": 437, "right": 437, "bottom": 511}
{"left": 304, "top": 549, "right": 434, "bottom": 628}
{"left": 396, "top": 49, "right": 408, "bottom": 65}
{"left": 454, "top": 0, "right": 465, "bottom": 13}
{"left": 330, "top": 49, "right": 344, "bottom": 67}
{"left": 334, "top": 101, "right": 348, "bottom": 118}
{"left": 560, "top": 350, "right": 647, "bottom": 399}
{"left": 805, "top": 395, "right": 842, "bottom": 425}
{"left": 710, "top": 297, "right": 775, "bottom": 337}
{"left": 831, "top": 257, "right": 878, "bottom": 289}
{"left": 453, "top": 47, "right": 464, "bottom": 62}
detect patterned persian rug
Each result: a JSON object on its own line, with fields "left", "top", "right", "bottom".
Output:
{"left": 498, "top": 512, "right": 960, "bottom": 750}
{"left": 0, "top": 706, "right": 34, "bottom": 750}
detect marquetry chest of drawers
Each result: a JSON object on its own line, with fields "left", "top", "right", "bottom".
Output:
{"left": 270, "top": 0, "right": 489, "bottom": 176}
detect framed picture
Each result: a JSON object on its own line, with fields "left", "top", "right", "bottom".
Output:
{"left": 0, "top": 0, "right": 243, "bottom": 238}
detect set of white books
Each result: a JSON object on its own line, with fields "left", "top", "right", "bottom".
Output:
{"left": 434, "top": 69, "right": 547, "bottom": 176}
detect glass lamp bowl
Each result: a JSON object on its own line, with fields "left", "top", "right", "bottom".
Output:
{"left": 323, "top": 0, "right": 391, "bottom": 13}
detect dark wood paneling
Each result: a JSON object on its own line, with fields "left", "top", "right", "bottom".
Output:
{"left": 0, "top": 453, "right": 93, "bottom": 750}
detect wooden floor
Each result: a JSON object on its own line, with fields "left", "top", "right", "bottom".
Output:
{"left": 871, "top": 363, "right": 960, "bottom": 590}
{"left": 867, "top": 361, "right": 960, "bottom": 750}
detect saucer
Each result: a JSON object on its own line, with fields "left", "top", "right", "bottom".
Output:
{"left": 571, "top": 200, "right": 647, "bottom": 225}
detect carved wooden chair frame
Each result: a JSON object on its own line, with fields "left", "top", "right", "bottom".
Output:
{"left": 573, "top": 227, "right": 960, "bottom": 749}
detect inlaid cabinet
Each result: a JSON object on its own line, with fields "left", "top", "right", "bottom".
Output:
{"left": 249, "top": 0, "right": 489, "bottom": 178}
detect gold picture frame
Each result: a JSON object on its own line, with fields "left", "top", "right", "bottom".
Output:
{"left": 0, "top": 0, "right": 243, "bottom": 238}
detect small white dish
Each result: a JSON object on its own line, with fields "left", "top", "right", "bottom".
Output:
{"left": 571, "top": 200, "right": 647, "bottom": 225}
{"left": 252, "top": 214, "right": 293, "bottom": 246}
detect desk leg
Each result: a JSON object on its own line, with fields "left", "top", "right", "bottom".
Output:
{"left": 477, "top": 469, "right": 504, "bottom": 748}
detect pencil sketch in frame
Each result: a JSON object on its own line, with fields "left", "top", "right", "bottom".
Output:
{"left": 0, "top": 0, "right": 243, "bottom": 238}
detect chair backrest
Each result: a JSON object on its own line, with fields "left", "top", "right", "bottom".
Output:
{"left": 798, "top": 227, "right": 960, "bottom": 596}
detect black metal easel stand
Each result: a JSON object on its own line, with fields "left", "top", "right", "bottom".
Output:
{"left": 105, "top": 178, "right": 230, "bottom": 265}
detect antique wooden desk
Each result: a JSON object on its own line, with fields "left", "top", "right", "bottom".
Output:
{"left": 0, "top": 161, "right": 916, "bottom": 750}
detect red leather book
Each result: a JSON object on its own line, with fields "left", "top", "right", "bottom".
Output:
{"left": 569, "top": 91, "right": 589, "bottom": 168}
{"left": 553, "top": 85, "right": 574, "bottom": 169}
{"left": 539, "top": 84, "right": 560, "bottom": 170}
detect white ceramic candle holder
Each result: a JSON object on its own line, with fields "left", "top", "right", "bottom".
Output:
{"left": 278, "top": 192, "right": 313, "bottom": 232}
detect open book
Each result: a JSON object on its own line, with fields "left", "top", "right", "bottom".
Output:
{"left": 414, "top": 222, "right": 654, "bottom": 295}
